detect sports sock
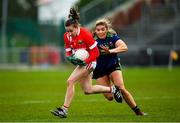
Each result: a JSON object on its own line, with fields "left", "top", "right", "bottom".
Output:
{"left": 132, "top": 106, "right": 140, "bottom": 113}
{"left": 62, "top": 105, "right": 69, "bottom": 113}
{"left": 110, "top": 86, "right": 112, "bottom": 93}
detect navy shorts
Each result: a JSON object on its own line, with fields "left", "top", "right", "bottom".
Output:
{"left": 92, "top": 61, "right": 122, "bottom": 79}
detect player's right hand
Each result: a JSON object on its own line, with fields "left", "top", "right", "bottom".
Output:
{"left": 75, "top": 58, "right": 86, "bottom": 66}
{"left": 66, "top": 55, "right": 78, "bottom": 65}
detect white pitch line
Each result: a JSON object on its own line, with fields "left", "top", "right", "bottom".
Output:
{"left": 22, "top": 100, "right": 52, "bottom": 104}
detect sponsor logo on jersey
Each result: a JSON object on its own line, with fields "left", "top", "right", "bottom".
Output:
{"left": 78, "top": 40, "right": 83, "bottom": 44}
{"left": 109, "top": 41, "right": 113, "bottom": 47}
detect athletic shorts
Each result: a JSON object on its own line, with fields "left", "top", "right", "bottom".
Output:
{"left": 84, "top": 61, "right": 97, "bottom": 74}
{"left": 92, "top": 61, "right": 121, "bottom": 79}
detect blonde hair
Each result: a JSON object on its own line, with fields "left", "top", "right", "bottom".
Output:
{"left": 95, "top": 18, "right": 117, "bottom": 35}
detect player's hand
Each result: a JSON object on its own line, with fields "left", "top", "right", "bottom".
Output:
{"left": 66, "top": 55, "right": 78, "bottom": 65}
{"left": 75, "top": 58, "right": 86, "bottom": 66}
{"left": 100, "top": 45, "right": 110, "bottom": 54}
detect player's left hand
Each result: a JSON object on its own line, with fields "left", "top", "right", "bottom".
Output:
{"left": 75, "top": 58, "right": 86, "bottom": 66}
{"left": 100, "top": 45, "right": 110, "bottom": 54}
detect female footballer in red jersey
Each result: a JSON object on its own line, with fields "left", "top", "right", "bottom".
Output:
{"left": 93, "top": 18, "right": 146, "bottom": 116}
{"left": 50, "top": 8, "right": 122, "bottom": 118}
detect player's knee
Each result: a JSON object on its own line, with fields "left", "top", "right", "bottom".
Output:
{"left": 66, "top": 79, "right": 74, "bottom": 87}
{"left": 84, "top": 89, "right": 93, "bottom": 95}
{"left": 84, "top": 91, "right": 91, "bottom": 95}
{"left": 104, "top": 93, "right": 113, "bottom": 101}
{"left": 105, "top": 96, "right": 113, "bottom": 101}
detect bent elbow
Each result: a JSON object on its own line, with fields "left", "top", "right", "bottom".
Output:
{"left": 122, "top": 47, "right": 128, "bottom": 52}
{"left": 125, "top": 47, "right": 128, "bottom": 51}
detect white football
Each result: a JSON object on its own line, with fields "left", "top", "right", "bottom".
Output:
{"left": 74, "top": 49, "right": 89, "bottom": 60}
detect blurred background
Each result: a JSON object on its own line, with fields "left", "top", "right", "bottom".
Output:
{"left": 0, "top": 0, "right": 180, "bottom": 69}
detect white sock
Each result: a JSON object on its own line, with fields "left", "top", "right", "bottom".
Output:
{"left": 62, "top": 105, "right": 68, "bottom": 113}
{"left": 111, "top": 86, "right": 115, "bottom": 94}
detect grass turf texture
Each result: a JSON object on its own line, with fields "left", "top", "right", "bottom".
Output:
{"left": 0, "top": 67, "right": 180, "bottom": 122}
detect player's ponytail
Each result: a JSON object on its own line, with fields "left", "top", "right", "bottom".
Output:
{"left": 65, "top": 7, "right": 80, "bottom": 27}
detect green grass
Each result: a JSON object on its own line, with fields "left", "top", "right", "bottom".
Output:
{"left": 0, "top": 67, "right": 180, "bottom": 122}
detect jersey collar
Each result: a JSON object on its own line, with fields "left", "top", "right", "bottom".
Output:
{"left": 77, "top": 27, "right": 80, "bottom": 36}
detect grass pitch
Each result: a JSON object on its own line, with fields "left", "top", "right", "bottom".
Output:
{"left": 0, "top": 67, "right": 180, "bottom": 122}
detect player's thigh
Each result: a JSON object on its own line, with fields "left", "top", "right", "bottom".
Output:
{"left": 109, "top": 70, "right": 125, "bottom": 89}
{"left": 68, "top": 66, "right": 89, "bottom": 84}
{"left": 96, "top": 75, "right": 111, "bottom": 87}
{"left": 79, "top": 75, "right": 92, "bottom": 91}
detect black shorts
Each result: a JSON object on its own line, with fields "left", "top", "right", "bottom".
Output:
{"left": 92, "top": 61, "right": 122, "bottom": 79}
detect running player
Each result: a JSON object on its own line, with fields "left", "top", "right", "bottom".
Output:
{"left": 93, "top": 18, "right": 146, "bottom": 116}
{"left": 50, "top": 8, "right": 122, "bottom": 118}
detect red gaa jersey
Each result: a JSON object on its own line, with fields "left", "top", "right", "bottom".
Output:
{"left": 64, "top": 27, "right": 99, "bottom": 64}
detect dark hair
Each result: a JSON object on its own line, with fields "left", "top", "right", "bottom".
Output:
{"left": 65, "top": 7, "right": 80, "bottom": 27}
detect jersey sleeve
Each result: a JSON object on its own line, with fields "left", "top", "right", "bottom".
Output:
{"left": 64, "top": 33, "right": 72, "bottom": 57}
{"left": 112, "top": 34, "right": 121, "bottom": 44}
{"left": 84, "top": 31, "right": 97, "bottom": 50}
{"left": 83, "top": 30, "right": 99, "bottom": 63}
{"left": 85, "top": 46, "right": 99, "bottom": 64}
